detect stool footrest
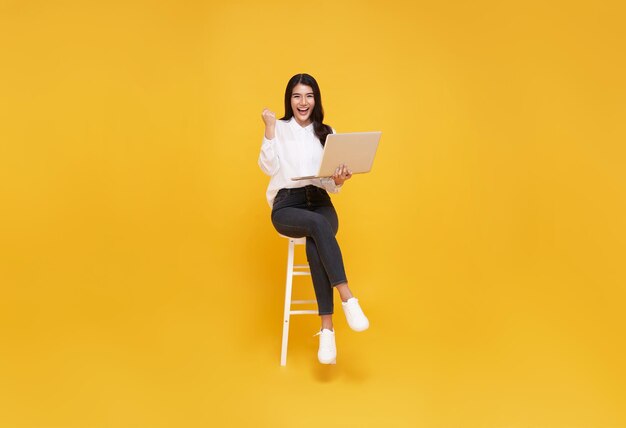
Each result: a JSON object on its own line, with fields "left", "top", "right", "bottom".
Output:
{"left": 290, "top": 310, "right": 318, "bottom": 315}
{"left": 292, "top": 272, "right": 311, "bottom": 276}
{"left": 292, "top": 300, "right": 317, "bottom": 304}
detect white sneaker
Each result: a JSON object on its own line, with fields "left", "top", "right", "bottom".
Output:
{"left": 342, "top": 298, "right": 369, "bottom": 332}
{"left": 315, "top": 329, "right": 337, "bottom": 364}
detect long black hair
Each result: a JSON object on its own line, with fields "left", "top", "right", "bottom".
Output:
{"left": 280, "top": 73, "right": 333, "bottom": 146}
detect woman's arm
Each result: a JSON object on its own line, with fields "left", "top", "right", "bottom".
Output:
{"left": 258, "top": 108, "right": 279, "bottom": 176}
{"left": 320, "top": 164, "right": 352, "bottom": 193}
{"left": 262, "top": 108, "right": 276, "bottom": 139}
{"left": 320, "top": 177, "right": 342, "bottom": 193}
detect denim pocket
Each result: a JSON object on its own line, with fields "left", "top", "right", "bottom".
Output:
{"left": 273, "top": 190, "right": 288, "bottom": 205}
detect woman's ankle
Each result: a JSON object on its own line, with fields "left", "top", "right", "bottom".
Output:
{"left": 321, "top": 314, "right": 334, "bottom": 331}
{"left": 335, "top": 283, "right": 354, "bottom": 302}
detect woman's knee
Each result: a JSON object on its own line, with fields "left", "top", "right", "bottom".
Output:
{"left": 309, "top": 216, "right": 334, "bottom": 237}
{"left": 315, "top": 209, "right": 338, "bottom": 234}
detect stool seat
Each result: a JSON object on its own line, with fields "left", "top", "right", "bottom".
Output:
{"left": 279, "top": 234, "right": 316, "bottom": 366}
{"left": 278, "top": 234, "right": 306, "bottom": 245}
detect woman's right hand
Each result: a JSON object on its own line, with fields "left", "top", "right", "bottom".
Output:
{"left": 262, "top": 108, "right": 276, "bottom": 139}
{"left": 262, "top": 108, "right": 276, "bottom": 127}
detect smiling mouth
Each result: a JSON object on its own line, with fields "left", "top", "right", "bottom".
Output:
{"left": 297, "top": 107, "right": 309, "bottom": 115}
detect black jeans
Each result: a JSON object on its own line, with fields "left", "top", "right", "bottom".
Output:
{"left": 271, "top": 185, "right": 347, "bottom": 315}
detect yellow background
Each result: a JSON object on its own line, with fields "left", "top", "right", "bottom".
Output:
{"left": 1, "top": 0, "right": 625, "bottom": 427}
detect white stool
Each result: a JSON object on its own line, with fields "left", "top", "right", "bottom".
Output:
{"left": 280, "top": 235, "right": 317, "bottom": 366}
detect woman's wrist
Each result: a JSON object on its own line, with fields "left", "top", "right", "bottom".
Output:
{"left": 265, "top": 125, "right": 275, "bottom": 140}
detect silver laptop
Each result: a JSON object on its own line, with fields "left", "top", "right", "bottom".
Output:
{"left": 291, "top": 131, "right": 382, "bottom": 181}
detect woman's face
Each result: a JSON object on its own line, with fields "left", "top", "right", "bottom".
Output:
{"left": 291, "top": 83, "right": 315, "bottom": 126}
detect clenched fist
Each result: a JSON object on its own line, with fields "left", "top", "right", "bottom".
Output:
{"left": 262, "top": 108, "right": 276, "bottom": 127}
{"left": 262, "top": 108, "right": 276, "bottom": 139}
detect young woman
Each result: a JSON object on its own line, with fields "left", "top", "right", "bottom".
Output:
{"left": 258, "top": 73, "right": 369, "bottom": 364}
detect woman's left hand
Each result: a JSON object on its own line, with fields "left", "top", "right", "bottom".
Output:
{"left": 332, "top": 164, "right": 353, "bottom": 186}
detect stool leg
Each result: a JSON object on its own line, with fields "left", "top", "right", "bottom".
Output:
{"left": 280, "top": 239, "right": 296, "bottom": 366}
